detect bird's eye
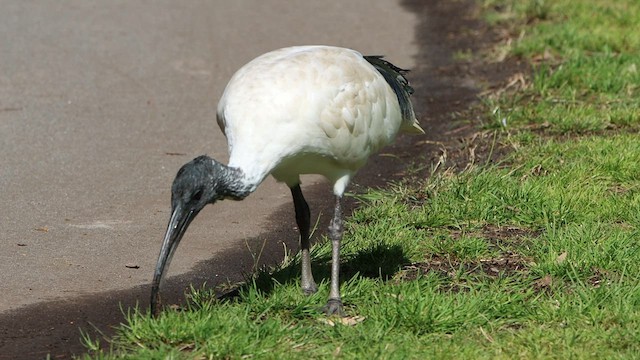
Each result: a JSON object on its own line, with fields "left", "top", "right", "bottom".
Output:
{"left": 192, "top": 190, "right": 203, "bottom": 201}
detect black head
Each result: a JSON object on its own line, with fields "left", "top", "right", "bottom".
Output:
{"left": 171, "top": 155, "right": 221, "bottom": 213}
{"left": 150, "top": 155, "right": 223, "bottom": 316}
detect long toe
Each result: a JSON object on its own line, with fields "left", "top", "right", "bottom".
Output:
{"left": 323, "top": 298, "right": 345, "bottom": 317}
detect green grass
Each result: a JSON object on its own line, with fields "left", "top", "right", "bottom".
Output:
{"left": 82, "top": 1, "right": 640, "bottom": 358}
{"left": 84, "top": 135, "right": 640, "bottom": 359}
{"left": 482, "top": 0, "right": 640, "bottom": 133}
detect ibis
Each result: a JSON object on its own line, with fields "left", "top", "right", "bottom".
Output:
{"left": 151, "top": 45, "right": 424, "bottom": 317}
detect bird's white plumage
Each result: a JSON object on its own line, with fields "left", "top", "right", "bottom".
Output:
{"left": 216, "top": 45, "right": 421, "bottom": 196}
{"left": 152, "top": 46, "right": 423, "bottom": 316}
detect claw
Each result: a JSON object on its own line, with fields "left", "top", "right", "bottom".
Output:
{"left": 323, "top": 298, "right": 345, "bottom": 317}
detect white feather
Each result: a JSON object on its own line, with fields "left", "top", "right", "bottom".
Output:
{"left": 216, "top": 45, "right": 421, "bottom": 196}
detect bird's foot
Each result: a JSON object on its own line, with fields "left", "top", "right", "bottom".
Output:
{"left": 302, "top": 282, "right": 318, "bottom": 295}
{"left": 322, "top": 298, "right": 345, "bottom": 317}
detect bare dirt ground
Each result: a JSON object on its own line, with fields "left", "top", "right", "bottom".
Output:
{"left": 0, "top": 0, "right": 522, "bottom": 358}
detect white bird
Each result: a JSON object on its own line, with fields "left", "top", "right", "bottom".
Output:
{"left": 150, "top": 45, "right": 424, "bottom": 316}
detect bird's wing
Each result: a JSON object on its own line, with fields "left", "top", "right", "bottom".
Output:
{"left": 315, "top": 51, "right": 421, "bottom": 166}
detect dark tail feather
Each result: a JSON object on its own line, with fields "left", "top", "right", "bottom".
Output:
{"left": 364, "top": 55, "right": 417, "bottom": 127}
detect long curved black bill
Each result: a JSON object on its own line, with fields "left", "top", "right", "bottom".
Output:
{"left": 150, "top": 205, "right": 197, "bottom": 316}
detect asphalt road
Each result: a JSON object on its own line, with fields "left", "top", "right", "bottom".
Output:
{"left": 0, "top": 0, "right": 418, "bottom": 357}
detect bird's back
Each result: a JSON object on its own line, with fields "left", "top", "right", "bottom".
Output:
{"left": 216, "top": 46, "right": 422, "bottom": 190}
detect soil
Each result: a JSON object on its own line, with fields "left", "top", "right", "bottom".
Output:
{"left": 0, "top": 1, "right": 525, "bottom": 358}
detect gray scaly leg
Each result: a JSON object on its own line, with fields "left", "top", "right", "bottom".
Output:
{"left": 324, "top": 195, "right": 345, "bottom": 316}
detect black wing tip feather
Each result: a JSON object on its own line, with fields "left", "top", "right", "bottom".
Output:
{"left": 364, "top": 55, "right": 416, "bottom": 123}
{"left": 364, "top": 55, "right": 410, "bottom": 74}
{"left": 364, "top": 55, "right": 414, "bottom": 95}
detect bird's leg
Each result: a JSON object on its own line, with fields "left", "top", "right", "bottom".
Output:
{"left": 324, "top": 195, "right": 345, "bottom": 316}
{"left": 291, "top": 185, "right": 318, "bottom": 295}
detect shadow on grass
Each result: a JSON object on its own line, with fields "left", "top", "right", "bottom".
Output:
{"left": 219, "top": 242, "right": 411, "bottom": 301}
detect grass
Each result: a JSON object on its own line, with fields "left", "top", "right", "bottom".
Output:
{"left": 81, "top": 1, "right": 640, "bottom": 358}
{"left": 482, "top": 0, "right": 640, "bottom": 133}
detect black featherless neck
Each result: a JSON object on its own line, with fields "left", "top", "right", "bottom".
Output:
{"left": 210, "top": 159, "right": 252, "bottom": 200}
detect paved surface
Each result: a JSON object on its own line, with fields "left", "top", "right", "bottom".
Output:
{"left": 0, "top": 0, "right": 416, "bottom": 313}
{"left": 0, "top": 0, "right": 418, "bottom": 357}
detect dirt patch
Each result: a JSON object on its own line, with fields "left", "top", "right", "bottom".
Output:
{"left": 396, "top": 251, "right": 532, "bottom": 284}
{"left": 442, "top": 224, "right": 541, "bottom": 243}
{"left": 480, "top": 224, "right": 542, "bottom": 247}
{"left": 587, "top": 267, "right": 611, "bottom": 288}
{"left": 394, "top": 224, "right": 541, "bottom": 290}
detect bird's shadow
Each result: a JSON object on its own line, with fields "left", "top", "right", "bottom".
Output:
{"left": 217, "top": 241, "right": 410, "bottom": 303}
